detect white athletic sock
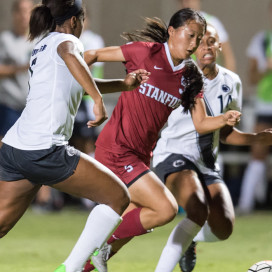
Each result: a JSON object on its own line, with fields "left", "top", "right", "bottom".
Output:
{"left": 238, "top": 160, "right": 266, "bottom": 214}
{"left": 193, "top": 221, "right": 220, "bottom": 242}
{"left": 155, "top": 217, "right": 201, "bottom": 272}
{"left": 63, "top": 204, "right": 122, "bottom": 272}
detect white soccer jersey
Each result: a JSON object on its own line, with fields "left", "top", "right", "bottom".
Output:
{"left": 153, "top": 65, "right": 242, "bottom": 175}
{"left": 3, "top": 32, "right": 84, "bottom": 150}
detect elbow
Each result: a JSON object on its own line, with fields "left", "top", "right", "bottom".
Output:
{"left": 84, "top": 50, "right": 98, "bottom": 66}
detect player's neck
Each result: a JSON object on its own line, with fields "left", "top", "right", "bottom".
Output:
{"left": 202, "top": 65, "right": 218, "bottom": 80}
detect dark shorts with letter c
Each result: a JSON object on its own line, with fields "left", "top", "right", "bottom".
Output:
{"left": 0, "top": 143, "right": 80, "bottom": 185}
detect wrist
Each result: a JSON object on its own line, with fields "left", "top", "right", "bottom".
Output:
{"left": 221, "top": 113, "right": 228, "bottom": 125}
{"left": 92, "top": 94, "right": 103, "bottom": 104}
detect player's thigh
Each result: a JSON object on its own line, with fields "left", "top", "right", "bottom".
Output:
{"left": 52, "top": 153, "right": 129, "bottom": 210}
{"left": 0, "top": 179, "right": 40, "bottom": 236}
{"left": 166, "top": 169, "right": 206, "bottom": 210}
{"left": 128, "top": 171, "right": 178, "bottom": 216}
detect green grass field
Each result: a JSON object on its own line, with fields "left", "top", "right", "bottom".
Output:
{"left": 1, "top": 208, "right": 272, "bottom": 272}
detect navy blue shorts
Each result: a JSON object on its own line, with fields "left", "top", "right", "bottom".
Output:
{"left": 154, "top": 153, "right": 223, "bottom": 186}
{"left": 0, "top": 144, "right": 80, "bottom": 185}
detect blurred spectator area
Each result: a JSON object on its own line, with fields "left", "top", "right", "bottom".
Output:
{"left": 1, "top": 0, "right": 271, "bottom": 207}
{"left": 0, "top": 0, "right": 269, "bottom": 109}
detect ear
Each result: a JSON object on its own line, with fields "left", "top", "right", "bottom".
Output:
{"left": 218, "top": 42, "right": 222, "bottom": 52}
{"left": 70, "top": 16, "right": 77, "bottom": 29}
{"left": 168, "top": 26, "right": 175, "bottom": 37}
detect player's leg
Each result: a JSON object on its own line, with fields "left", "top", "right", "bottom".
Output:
{"left": 155, "top": 169, "right": 207, "bottom": 272}
{"left": 178, "top": 178, "right": 234, "bottom": 272}
{"left": 92, "top": 148, "right": 178, "bottom": 244}
{"left": 84, "top": 171, "right": 178, "bottom": 272}
{"left": 52, "top": 152, "right": 130, "bottom": 272}
{"left": 193, "top": 181, "right": 234, "bottom": 243}
{"left": 0, "top": 179, "right": 41, "bottom": 238}
{"left": 83, "top": 204, "right": 138, "bottom": 272}
{"left": 205, "top": 182, "right": 234, "bottom": 240}
{"left": 106, "top": 171, "right": 178, "bottom": 242}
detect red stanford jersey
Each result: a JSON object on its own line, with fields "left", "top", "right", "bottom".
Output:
{"left": 96, "top": 41, "right": 188, "bottom": 158}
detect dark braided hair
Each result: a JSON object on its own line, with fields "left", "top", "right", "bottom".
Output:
{"left": 181, "top": 60, "right": 204, "bottom": 113}
{"left": 121, "top": 8, "right": 206, "bottom": 112}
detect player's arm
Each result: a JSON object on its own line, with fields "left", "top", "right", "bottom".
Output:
{"left": 220, "top": 125, "right": 272, "bottom": 146}
{"left": 57, "top": 40, "right": 107, "bottom": 127}
{"left": 84, "top": 46, "right": 126, "bottom": 66}
{"left": 190, "top": 98, "right": 241, "bottom": 134}
{"left": 0, "top": 64, "right": 29, "bottom": 78}
{"left": 94, "top": 69, "right": 150, "bottom": 94}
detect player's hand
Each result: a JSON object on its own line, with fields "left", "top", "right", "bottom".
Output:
{"left": 223, "top": 110, "right": 241, "bottom": 126}
{"left": 124, "top": 69, "right": 151, "bottom": 91}
{"left": 87, "top": 98, "right": 108, "bottom": 127}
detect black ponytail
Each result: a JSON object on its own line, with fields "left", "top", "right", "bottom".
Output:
{"left": 28, "top": 4, "right": 55, "bottom": 41}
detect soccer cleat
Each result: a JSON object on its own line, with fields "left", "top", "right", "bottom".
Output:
{"left": 179, "top": 241, "right": 197, "bottom": 272}
{"left": 90, "top": 243, "right": 112, "bottom": 272}
{"left": 54, "top": 264, "right": 66, "bottom": 272}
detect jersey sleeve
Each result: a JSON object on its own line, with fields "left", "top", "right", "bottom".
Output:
{"left": 52, "top": 34, "right": 84, "bottom": 65}
{"left": 120, "top": 41, "right": 152, "bottom": 71}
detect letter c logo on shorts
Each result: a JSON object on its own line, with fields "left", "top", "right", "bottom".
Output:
{"left": 124, "top": 165, "right": 134, "bottom": 173}
{"left": 173, "top": 159, "right": 185, "bottom": 168}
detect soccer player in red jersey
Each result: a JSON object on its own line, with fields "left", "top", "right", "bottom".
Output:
{"left": 83, "top": 8, "right": 241, "bottom": 272}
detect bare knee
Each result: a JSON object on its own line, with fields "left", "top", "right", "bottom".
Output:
{"left": 209, "top": 216, "right": 234, "bottom": 240}
{"left": 155, "top": 200, "right": 178, "bottom": 226}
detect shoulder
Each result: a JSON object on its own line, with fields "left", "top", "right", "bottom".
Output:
{"left": 54, "top": 33, "right": 84, "bottom": 51}
{"left": 55, "top": 33, "right": 81, "bottom": 43}
{"left": 218, "top": 65, "right": 241, "bottom": 83}
{"left": 121, "top": 41, "right": 161, "bottom": 59}
{"left": 122, "top": 41, "right": 159, "bottom": 50}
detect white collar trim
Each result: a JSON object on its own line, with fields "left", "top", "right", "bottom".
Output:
{"left": 164, "top": 42, "right": 186, "bottom": 72}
